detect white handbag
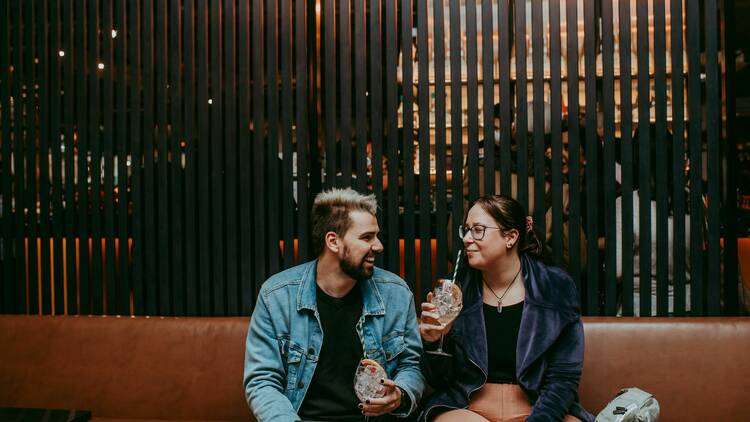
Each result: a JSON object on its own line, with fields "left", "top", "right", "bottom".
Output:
{"left": 595, "top": 387, "right": 660, "bottom": 422}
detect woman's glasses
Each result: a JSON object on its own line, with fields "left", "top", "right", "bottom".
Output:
{"left": 458, "top": 224, "right": 502, "bottom": 241}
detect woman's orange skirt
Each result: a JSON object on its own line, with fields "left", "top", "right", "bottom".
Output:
{"left": 434, "top": 383, "right": 581, "bottom": 422}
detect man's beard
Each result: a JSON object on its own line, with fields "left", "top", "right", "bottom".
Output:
{"left": 340, "top": 247, "right": 375, "bottom": 281}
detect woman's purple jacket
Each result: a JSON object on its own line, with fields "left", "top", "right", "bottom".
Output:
{"left": 420, "top": 254, "right": 595, "bottom": 422}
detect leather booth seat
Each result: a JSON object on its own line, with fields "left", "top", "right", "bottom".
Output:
{"left": 1, "top": 315, "right": 748, "bottom": 421}
{"left": 0, "top": 316, "right": 252, "bottom": 422}
{"left": 579, "top": 317, "right": 750, "bottom": 421}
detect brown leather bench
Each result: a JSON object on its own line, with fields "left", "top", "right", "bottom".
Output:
{"left": 580, "top": 317, "right": 750, "bottom": 421}
{"left": 0, "top": 316, "right": 252, "bottom": 422}
{"left": 1, "top": 315, "right": 748, "bottom": 421}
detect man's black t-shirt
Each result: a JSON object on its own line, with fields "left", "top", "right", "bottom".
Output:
{"left": 298, "top": 283, "right": 365, "bottom": 421}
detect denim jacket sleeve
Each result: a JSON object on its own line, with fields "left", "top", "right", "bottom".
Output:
{"left": 243, "top": 294, "right": 300, "bottom": 422}
{"left": 526, "top": 317, "right": 585, "bottom": 422}
{"left": 391, "top": 291, "right": 427, "bottom": 418}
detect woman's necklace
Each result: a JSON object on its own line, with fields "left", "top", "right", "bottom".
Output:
{"left": 483, "top": 265, "right": 522, "bottom": 314}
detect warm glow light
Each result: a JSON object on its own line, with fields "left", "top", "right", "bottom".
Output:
{"left": 208, "top": 98, "right": 213, "bottom": 105}
{"left": 58, "top": 50, "right": 65, "bottom": 57}
{"left": 111, "top": 29, "right": 118, "bottom": 38}
{"left": 97, "top": 62, "right": 105, "bottom": 70}
{"left": 315, "top": 2, "right": 321, "bottom": 14}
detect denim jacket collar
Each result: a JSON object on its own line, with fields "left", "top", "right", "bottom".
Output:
{"left": 296, "top": 259, "right": 386, "bottom": 316}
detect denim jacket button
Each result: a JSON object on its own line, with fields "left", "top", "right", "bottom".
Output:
{"left": 385, "top": 352, "right": 392, "bottom": 359}
{"left": 297, "top": 381, "right": 305, "bottom": 388}
{"left": 307, "top": 347, "right": 315, "bottom": 355}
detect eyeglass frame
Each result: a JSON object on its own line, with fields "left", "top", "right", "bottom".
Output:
{"left": 458, "top": 224, "right": 504, "bottom": 241}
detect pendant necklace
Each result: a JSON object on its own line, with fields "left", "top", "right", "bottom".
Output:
{"left": 483, "top": 265, "right": 522, "bottom": 314}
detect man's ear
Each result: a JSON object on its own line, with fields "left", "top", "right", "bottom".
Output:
{"left": 324, "top": 231, "right": 340, "bottom": 253}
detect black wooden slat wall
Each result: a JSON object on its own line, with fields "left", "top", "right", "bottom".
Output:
{"left": 670, "top": 0, "right": 685, "bottom": 316}
{"left": 170, "top": 0, "right": 184, "bottom": 315}
{"left": 50, "top": 1, "right": 67, "bottom": 314}
{"left": 584, "top": 0, "right": 599, "bottom": 313}
{"left": 722, "top": 0, "right": 738, "bottom": 316}
{"left": 549, "top": 0, "right": 563, "bottom": 268}
{"left": 565, "top": 0, "right": 583, "bottom": 296}
{"left": 208, "top": 0, "right": 221, "bottom": 315}
{"left": 103, "top": 0, "right": 115, "bottom": 315}
{"left": 37, "top": 0, "right": 50, "bottom": 315}
{"left": 63, "top": 0, "right": 75, "bottom": 314}
{"left": 369, "top": 0, "right": 383, "bottom": 269}
{"left": 636, "top": 0, "right": 651, "bottom": 316}
{"left": 384, "top": 0, "right": 398, "bottom": 273}
{"left": 237, "top": 0, "right": 251, "bottom": 314}
{"left": 250, "top": 0, "right": 265, "bottom": 303}
{"left": 1, "top": 0, "right": 13, "bottom": 311}
{"left": 704, "top": 0, "right": 721, "bottom": 316}
{"left": 417, "top": 0, "right": 430, "bottom": 301}
{"left": 618, "top": 0, "right": 634, "bottom": 316}
{"left": 0, "top": 0, "right": 739, "bottom": 317}
{"left": 686, "top": 0, "right": 703, "bottom": 315}
{"left": 401, "top": 0, "right": 416, "bottom": 294}
{"left": 653, "top": 0, "right": 667, "bottom": 316}
{"left": 433, "top": 0, "right": 447, "bottom": 280}
{"left": 223, "top": 0, "right": 237, "bottom": 316}
{"left": 142, "top": 0, "right": 156, "bottom": 315}
{"left": 115, "top": 0, "right": 129, "bottom": 316}
{"left": 265, "top": 0, "right": 280, "bottom": 279}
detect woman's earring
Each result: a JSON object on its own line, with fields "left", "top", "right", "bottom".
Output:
{"left": 507, "top": 243, "right": 513, "bottom": 248}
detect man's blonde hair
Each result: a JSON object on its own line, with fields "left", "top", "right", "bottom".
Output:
{"left": 311, "top": 188, "right": 378, "bottom": 256}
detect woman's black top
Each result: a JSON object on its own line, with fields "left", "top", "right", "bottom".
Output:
{"left": 483, "top": 301, "right": 524, "bottom": 384}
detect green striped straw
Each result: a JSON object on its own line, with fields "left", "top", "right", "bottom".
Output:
{"left": 451, "top": 249, "right": 462, "bottom": 283}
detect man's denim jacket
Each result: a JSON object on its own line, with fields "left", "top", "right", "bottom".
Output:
{"left": 243, "top": 260, "right": 426, "bottom": 422}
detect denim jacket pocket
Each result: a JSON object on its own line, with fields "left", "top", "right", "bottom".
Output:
{"left": 382, "top": 333, "right": 406, "bottom": 375}
{"left": 283, "top": 343, "right": 305, "bottom": 392}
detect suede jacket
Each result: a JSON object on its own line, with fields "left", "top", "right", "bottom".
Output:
{"left": 420, "top": 255, "right": 594, "bottom": 422}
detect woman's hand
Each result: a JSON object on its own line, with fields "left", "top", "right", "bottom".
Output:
{"left": 419, "top": 292, "right": 455, "bottom": 343}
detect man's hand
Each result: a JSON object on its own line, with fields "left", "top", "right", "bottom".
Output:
{"left": 358, "top": 378, "right": 403, "bottom": 417}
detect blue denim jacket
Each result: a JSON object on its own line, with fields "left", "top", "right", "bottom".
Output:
{"left": 244, "top": 260, "right": 426, "bottom": 422}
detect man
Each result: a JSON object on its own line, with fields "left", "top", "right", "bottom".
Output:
{"left": 244, "top": 187, "right": 425, "bottom": 422}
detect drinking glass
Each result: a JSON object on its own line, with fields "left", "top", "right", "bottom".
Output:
{"left": 353, "top": 359, "right": 387, "bottom": 421}
{"left": 425, "top": 278, "right": 463, "bottom": 357}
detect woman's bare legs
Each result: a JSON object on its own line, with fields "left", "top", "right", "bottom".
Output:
{"left": 433, "top": 409, "right": 491, "bottom": 422}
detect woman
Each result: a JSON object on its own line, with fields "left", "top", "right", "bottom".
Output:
{"left": 419, "top": 195, "right": 594, "bottom": 422}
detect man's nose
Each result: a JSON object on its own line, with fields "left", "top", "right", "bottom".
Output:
{"left": 372, "top": 237, "right": 384, "bottom": 253}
